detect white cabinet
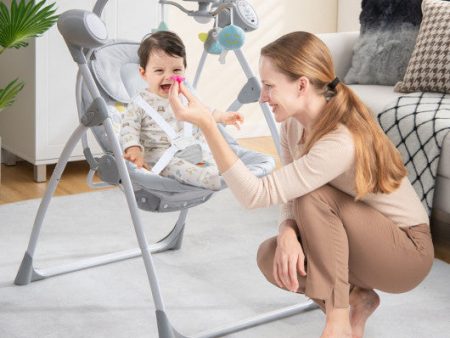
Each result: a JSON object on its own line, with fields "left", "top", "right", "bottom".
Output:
{"left": 0, "top": 0, "right": 158, "bottom": 181}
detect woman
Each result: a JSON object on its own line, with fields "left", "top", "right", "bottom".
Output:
{"left": 168, "top": 31, "right": 434, "bottom": 338}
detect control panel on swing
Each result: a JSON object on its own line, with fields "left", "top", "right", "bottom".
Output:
{"left": 216, "top": 0, "right": 258, "bottom": 31}
{"left": 235, "top": 0, "right": 258, "bottom": 29}
{"left": 179, "top": 0, "right": 258, "bottom": 31}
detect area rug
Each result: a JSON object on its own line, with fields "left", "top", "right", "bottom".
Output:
{"left": 0, "top": 188, "right": 449, "bottom": 337}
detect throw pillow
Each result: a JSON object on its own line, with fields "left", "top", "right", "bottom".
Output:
{"left": 344, "top": 0, "right": 423, "bottom": 86}
{"left": 394, "top": 0, "right": 450, "bottom": 93}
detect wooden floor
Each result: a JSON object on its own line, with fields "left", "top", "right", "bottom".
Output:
{"left": 0, "top": 137, "right": 278, "bottom": 204}
{"left": 1, "top": 136, "right": 448, "bottom": 263}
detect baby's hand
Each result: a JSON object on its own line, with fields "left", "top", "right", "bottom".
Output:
{"left": 124, "top": 146, "right": 149, "bottom": 170}
{"left": 218, "top": 111, "right": 244, "bottom": 130}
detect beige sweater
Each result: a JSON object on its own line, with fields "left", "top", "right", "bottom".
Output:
{"left": 222, "top": 118, "right": 429, "bottom": 228}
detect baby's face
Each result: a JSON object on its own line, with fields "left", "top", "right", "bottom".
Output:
{"left": 140, "top": 50, "right": 185, "bottom": 98}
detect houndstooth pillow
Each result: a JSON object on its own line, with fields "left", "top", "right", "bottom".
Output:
{"left": 395, "top": 0, "right": 450, "bottom": 93}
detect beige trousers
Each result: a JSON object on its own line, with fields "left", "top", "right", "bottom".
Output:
{"left": 257, "top": 184, "right": 434, "bottom": 308}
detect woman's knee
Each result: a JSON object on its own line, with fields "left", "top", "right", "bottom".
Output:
{"left": 294, "top": 184, "right": 344, "bottom": 216}
{"left": 256, "top": 237, "right": 277, "bottom": 283}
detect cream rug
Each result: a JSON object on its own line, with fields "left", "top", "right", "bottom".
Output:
{"left": 0, "top": 188, "right": 449, "bottom": 337}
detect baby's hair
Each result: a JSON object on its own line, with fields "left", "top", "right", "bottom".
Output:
{"left": 138, "top": 31, "right": 187, "bottom": 69}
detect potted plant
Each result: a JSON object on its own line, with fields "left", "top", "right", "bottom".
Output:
{"left": 0, "top": 0, "right": 58, "bottom": 180}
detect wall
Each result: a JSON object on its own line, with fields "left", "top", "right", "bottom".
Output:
{"left": 337, "top": 0, "right": 361, "bottom": 32}
{"left": 166, "top": 0, "right": 338, "bottom": 138}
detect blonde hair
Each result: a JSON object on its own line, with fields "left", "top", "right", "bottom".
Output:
{"left": 261, "top": 31, "right": 407, "bottom": 199}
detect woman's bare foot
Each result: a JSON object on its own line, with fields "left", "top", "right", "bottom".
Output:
{"left": 349, "top": 287, "right": 380, "bottom": 338}
{"left": 321, "top": 307, "right": 352, "bottom": 338}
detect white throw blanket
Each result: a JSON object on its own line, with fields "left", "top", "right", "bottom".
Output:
{"left": 378, "top": 92, "right": 450, "bottom": 215}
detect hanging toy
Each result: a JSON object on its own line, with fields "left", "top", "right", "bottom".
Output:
{"left": 152, "top": 3, "right": 168, "bottom": 32}
{"left": 218, "top": 25, "right": 245, "bottom": 50}
{"left": 204, "top": 27, "right": 223, "bottom": 55}
{"left": 198, "top": 32, "right": 208, "bottom": 42}
{"left": 199, "top": 18, "right": 223, "bottom": 55}
{"left": 154, "top": 21, "right": 168, "bottom": 32}
{"left": 217, "top": 8, "right": 245, "bottom": 63}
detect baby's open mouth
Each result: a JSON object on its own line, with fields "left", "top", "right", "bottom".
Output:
{"left": 160, "top": 84, "right": 171, "bottom": 92}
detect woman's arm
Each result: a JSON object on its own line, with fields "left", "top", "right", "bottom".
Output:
{"left": 220, "top": 130, "right": 355, "bottom": 209}
{"left": 278, "top": 120, "right": 296, "bottom": 226}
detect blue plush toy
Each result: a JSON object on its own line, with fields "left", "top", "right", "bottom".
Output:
{"left": 217, "top": 24, "right": 245, "bottom": 50}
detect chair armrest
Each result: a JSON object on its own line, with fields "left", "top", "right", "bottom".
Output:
{"left": 316, "top": 32, "right": 359, "bottom": 79}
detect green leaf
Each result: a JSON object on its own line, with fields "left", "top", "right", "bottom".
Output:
{"left": 0, "top": 0, "right": 58, "bottom": 52}
{"left": 0, "top": 79, "right": 24, "bottom": 112}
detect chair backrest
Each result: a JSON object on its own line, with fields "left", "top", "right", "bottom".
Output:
{"left": 90, "top": 41, "right": 147, "bottom": 103}
{"left": 79, "top": 41, "right": 147, "bottom": 152}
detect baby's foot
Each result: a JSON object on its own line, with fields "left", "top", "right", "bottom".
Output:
{"left": 349, "top": 287, "right": 380, "bottom": 338}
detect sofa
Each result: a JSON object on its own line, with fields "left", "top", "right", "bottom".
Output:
{"left": 318, "top": 31, "right": 450, "bottom": 251}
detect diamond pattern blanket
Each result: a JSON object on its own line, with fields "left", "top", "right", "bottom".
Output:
{"left": 378, "top": 92, "right": 450, "bottom": 215}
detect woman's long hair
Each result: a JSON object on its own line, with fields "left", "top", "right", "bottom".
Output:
{"left": 261, "top": 31, "right": 407, "bottom": 199}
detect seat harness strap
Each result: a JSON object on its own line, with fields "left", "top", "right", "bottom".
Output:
{"left": 134, "top": 95, "right": 197, "bottom": 175}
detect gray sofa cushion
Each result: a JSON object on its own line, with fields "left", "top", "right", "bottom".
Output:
{"left": 344, "top": 0, "right": 423, "bottom": 86}
{"left": 344, "top": 24, "right": 420, "bottom": 86}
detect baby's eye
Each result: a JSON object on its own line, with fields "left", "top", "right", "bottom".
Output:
{"left": 264, "top": 84, "right": 273, "bottom": 89}
{"left": 173, "top": 69, "right": 183, "bottom": 73}
{"left": 154, "top": 69, "right": 163, "bottom": 73}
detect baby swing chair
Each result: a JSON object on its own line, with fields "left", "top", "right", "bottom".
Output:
{"left": 14, "top": 0, "right": 316, "bottom": 337}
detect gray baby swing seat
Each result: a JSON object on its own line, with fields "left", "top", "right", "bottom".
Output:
{"left": 83, "top": 39, "right": 273, "bottom": 211}
{"left": 15, "top": 2, "right": 316, "bottom": 337}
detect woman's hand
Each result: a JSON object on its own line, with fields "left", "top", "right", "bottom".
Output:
{"left": 169, "top": 80, "right": 214, "bottom": 129}
{"left": 274, "top": 220, "right": 306, "bottom": 292}
{"left": 124, "top": 146, "right": 149, "bottom": 170}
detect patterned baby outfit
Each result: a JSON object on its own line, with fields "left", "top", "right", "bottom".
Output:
{"left": 120, "top": 90, "right": 221, "bottom": 190}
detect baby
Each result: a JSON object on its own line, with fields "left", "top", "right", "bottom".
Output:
{"left": 120, "top": 31, "right": 243, "bottom": 190}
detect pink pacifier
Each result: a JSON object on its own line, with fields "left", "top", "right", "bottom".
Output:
{"left": 170, "top": 75, "right": 185, "bottom": 84}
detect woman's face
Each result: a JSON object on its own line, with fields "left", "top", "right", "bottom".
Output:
{"left": 259, "top": 55, "right": 301, "bottom": 123}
